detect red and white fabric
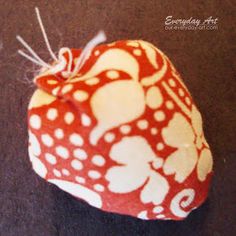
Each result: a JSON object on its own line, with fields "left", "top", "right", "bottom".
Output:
{"left": 28, "top": 40, "right": 213, "bottom": 220}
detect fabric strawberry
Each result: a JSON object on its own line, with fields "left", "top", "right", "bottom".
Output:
{"left": 17, "top": 8, "right": 213, "bottom": 221}
{"left": 27, "top": 39, "right": 213, "bottom": 220}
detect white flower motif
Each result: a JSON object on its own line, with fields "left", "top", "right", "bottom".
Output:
{"left": 162, "top": 106, "right": 213, "bottom": 183}
{"left": 105, "top": 136, "right": 169, "bottom": 205}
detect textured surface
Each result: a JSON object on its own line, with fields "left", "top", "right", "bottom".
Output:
{"left": 27, "top": 41, "right": 213, "bottom": 220}
{"left": 0, "top": 0, "right": 235, "bottom": 235}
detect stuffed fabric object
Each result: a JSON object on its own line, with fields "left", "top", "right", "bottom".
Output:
{"left": 27, "top": 39, "right": 213, "bottom": 220}
{"left": 17, "top": 7, "right": 213, "bottom": 221}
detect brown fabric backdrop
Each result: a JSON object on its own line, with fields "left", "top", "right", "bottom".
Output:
{"left": 0, "top": 0, "right": 235, "bottom": 235}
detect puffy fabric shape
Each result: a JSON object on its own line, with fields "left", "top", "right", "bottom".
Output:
{"left": 28, "top": 40, "right": 213, "bottom": 220}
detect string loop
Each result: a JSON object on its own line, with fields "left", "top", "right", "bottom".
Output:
{"left": 17, "top": 7, "right": 106, "bottom": 79}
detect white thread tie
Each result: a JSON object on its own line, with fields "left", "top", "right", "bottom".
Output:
{"left": 17, "top": 7, "right": 107, "bottom": 79}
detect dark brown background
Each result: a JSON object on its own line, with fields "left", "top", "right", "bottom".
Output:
{"left": 0, "top": 0, "right": 235, "bottom": 235}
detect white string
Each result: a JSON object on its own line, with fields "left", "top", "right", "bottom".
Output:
{"left": 17, "top": 7, "right": 106, "bottom": 79}
{"left": 16, "top": 35, "right": 51, "bottom": 68}
{"left": 62, "top": 47, "right": 73, "bottom": 73}
{"left": 35, "top": 7, "right": 58, "bottom": 62}
{"left": 18, "top": 50, "right": 50, "bottom": 67}
{"left": 70, "top": 30, "right": 106, "bottom": 78}
{"left": 48, "top": 47, "right": 72, "bottom": 76}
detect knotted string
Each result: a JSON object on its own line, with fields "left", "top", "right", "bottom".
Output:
{"left": 17, "top": 7, "right": 106, "bottom": 78}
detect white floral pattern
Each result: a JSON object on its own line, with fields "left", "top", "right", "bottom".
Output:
{"left": 105, "top": 136, "right": 169, "bottom": 205}
{"left": 162, "top": 106, "right": 213, "bottom": 183}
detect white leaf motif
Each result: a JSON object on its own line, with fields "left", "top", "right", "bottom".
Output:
{"left": 162, "top": 113, "right": 194, "bottom": 147}
{"left": 197, "top": 148, "right": 213, "bottom": 181}
{"left": 163, "top": 146, "right": 198, "bottom": 183}
{"left": 106, "top": 165, "right": 149, "bottom": 193}
{"left": 70, "top": 48, "right": 139, "bottom": 82}
{"left": 90, "top": 81, "right": 145, "bottom": 145}
{"left": 140, "top": 171, "right": 169, "bottom": 205}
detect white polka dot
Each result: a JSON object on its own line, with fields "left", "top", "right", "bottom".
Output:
{"left": 62, "top": 84, "right": 73, "bottom": 94}
{"left": 54, "top": 129, "right": 64, "bottom": 139}
{"left": 53, "top": 169, "right": 61, "bottom": 177}
{"left": 41, "top": 134, "right": 54, "bottom": 147}
{"left": 55, "top": 146, "right": 69, "bottom": 159}
{"left": 120, "top": 125, "right": 131, "bottom": 134}
{"left": 166, "top": 101, "right": 174, "bottom": 109}
{"left": 168, "top": 78, "right": 176, "bottom": 87}
{"left": 47, "top": 80, "right": 58, "bottom": 85}
{"left": 52, "top": 86, "right": 60, "bottom": 96}
{"left": 146, "top": 86, "right": 163, "bottom": 109}
{"left": 73, "top": 90, "right": 88, "bottom": 102}
{"left": 178, "top": 88, "right": 185, "bottom": 97}
{"left": 29, "top": 115, "right": 41, "bottom": 129}
{"left": 62, "top": 168, "right": 70, "bottom": 176}
{"left": 156, "top": 214, "right": 165, "bottom": 219}
{"left": 133, "top": 49, "right": 142, "bottom": 56}
{"left": 46, "top": 108, "right": 58, "bottom": 121}
{"left": 104, "top": 133, "right": 115, "bottom": 143}
{"left": 94, "top": 50, "right": 100, "bottom": 56}
{"left": 75, "top": 176, "right": 85, "bottom": 184}
{"left": 126, "top": 41, "right": 139, "bottom": 47}
{"left": 93, "top": 184, "right": 104, "bottom": 192}
{"left": 185, "top": 97, "right": 191, "bottom": 105}
{"left": 71, "top": 159, "right": 83, "bottom": 170}
{"left": 151, "top": 128, "right": 158, "bottom": 135}
{"left": 154, "top": 111, "right": 165, "bottom": 122}
{"left": 81, "top": 113, "right": 91, "bottom": 126}
{"left": 106, "top": 70, "right": 119, "bottom": 79}
{"left": 108, "top": 42, "right": 116, "bottom": 47}
{"left": 92, "top": 155, "right": 105, "bottom": 166}
{"left": 73, "top": 148, "right": 87, "bottom": 160}
{"left": 137, "top": 120, "right": 148, "bottom": 130}
{"left": 153, "top": 206, "right": 164, "bottom": 214}
{"left": 45, "top": 153, "right": 57, "bottom": 165}
{"left": 64, "top": 112, "right": 75, "bottom": 125}
{"left": 156, "top": 142, "right": 164, "bottom": 150}
{"left": 85, "top": 77, "right": 99, "bottom": 85}
{"left": 88, "top": 170, "right": 101, "bottom": 179}
{"left": 69, "top": 133, "right": 84, "bottom": 146}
